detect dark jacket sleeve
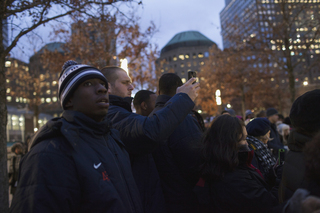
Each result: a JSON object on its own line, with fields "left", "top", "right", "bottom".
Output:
{"left": 109, "top": 93, "right": 195, "bottom": 155}
{"left": 10, "top": 139, "right": 81, "bottom": 213}
{"left": 168, "top": 115, "right": 203, "bottom": 182}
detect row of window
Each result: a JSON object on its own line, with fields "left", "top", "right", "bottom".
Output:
{"left": 6, "top": 96, "right": 59, "bottom": 104}
{"left": 166, "top": 52, "right": 209, "bottom": 62}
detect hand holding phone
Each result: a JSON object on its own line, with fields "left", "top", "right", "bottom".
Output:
{"left": 188, "top": 71, "right": 197, "bottom": 84}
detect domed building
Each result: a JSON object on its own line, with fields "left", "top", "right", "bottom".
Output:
{"left": 157, "top": 31, "right": 216, "bottom": 82}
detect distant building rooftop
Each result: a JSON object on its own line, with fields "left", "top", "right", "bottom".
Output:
{"left": 37, "top": 42, "right": 65, "bottom": 54}
{"left": 161, "top": 31, "right": 215, "bottom": 55}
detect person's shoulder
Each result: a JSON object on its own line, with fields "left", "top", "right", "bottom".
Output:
{"left": 29, "top": 135, "right": 71, "bottom": 156}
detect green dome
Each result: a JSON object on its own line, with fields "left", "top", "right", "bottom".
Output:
{"left": 161, "top": 31, "right": 215, "bottom": 55}
{"left": 38, "top": 42, "right": 65, "bottom": 54}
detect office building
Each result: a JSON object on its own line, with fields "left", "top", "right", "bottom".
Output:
{"left": 157, "top": 30, "right": 216, "bottom": 83}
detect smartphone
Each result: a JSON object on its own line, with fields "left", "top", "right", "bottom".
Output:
{"left": 188, "top": 71, "right": 197, "bottom": 84}
{"left": 278, "top": 149, "right": 286, "bottom": 165}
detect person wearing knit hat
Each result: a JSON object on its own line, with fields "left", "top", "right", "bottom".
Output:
{"left": 10, "top": 61, "right": 144, "bottom": 213}
{"left": 246, "top": 118, "right": 277, "bottom": 177}
{"left": 244, "top": 109, "right": 254, "bottom": 125}
{"left": 279, "top": 89, "right": 320, "bottom": 204}
{"left": 266, "top": 107, "right": 284, "bottom": 156}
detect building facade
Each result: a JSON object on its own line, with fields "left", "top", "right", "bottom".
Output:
{"left": 157, "top": 31, "right": 216, "bottom": 83}
{"left": 220, "top": 0, "right": 320, "bottom": 93}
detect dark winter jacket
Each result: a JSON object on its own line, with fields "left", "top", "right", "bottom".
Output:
{"left": 268, "top": 123, "right": 284, "bottom": 154}
{"left": 150, "top": 95, "right": 203, "bottom": 213}
{"left": 195, "top": 150, "right": 281, "bottom": 213}
{"left": 279, "top": 130, "right": 311, "bottom": 203}
{"left": 107, "top": 93, "right": 195, "bottom": 213}
{"left": 10, "top": 110, "right": 142, "bottom": 213}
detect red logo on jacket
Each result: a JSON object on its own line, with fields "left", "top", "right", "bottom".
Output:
{"left": 102, "top": 171, "right": 110, "bottom": 181}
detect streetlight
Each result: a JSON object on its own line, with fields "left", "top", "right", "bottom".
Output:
{"left": 120, "top": 58, "right": 129, "bottom": 75}
{"left": 303, "top": 81, "right": 308, "bottom": 86}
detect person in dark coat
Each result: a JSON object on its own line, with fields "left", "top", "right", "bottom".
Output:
{"left": 8, "top": 142, "right": 24, "bottom": 195}
{"left": 133, "top": 90, "right": 157, "bottom": 116}
{"left": 246, "top": 118, "right": 276, "bottom": 177}
{"left": 196, "top": 115, "right": 282, "bottom": 213}
{"left": 266, "top": 108, "right": 284, "bottom": 155}
{"left": 10, "top": 61, "right": 143, "bottom": 213}
{"left": 283, "top": 131, "right": 320, "bottom": 213}
{"left": 101, "top": 67, "right": 200, "bottom": 213}
{"left": 150, "top": 73, "right": 203, "bottom": 213}
{"left": 279, "top": 89, "right": 320, "bottom": 203}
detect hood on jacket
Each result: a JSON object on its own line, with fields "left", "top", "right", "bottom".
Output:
{"left": 288, "top": 130, "right": 312, "bottom": 152}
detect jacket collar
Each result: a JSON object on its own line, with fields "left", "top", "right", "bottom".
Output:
{"left": 109, "top": 95, "right": 133, "bottom": 112}
{"left": 62, "top": 110, "right": 111, "bottom": 136}
{"left": 288, "top": 129, "right": 312, "bottom": 151}
{"left": 155, "top": 95, "right": 172, "bottom": 107}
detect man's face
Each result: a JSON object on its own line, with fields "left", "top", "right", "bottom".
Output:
{"left": 109, "top": 70, "right": 134, "bottom": 98}
{"left": 268, "top": 114, "right": 279, "bottom": 124}
{"left": 66, "top": 78, "right": 109, "bottom": 122}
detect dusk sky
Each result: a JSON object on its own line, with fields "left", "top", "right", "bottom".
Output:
{"left": 10, "top": 0, "right": 226, "bottom": 63}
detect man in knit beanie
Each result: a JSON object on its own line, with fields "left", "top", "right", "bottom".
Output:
{"left": 10, "top": 61, "right": 143, "bottom": 213}
{"left": 279, "top": 89, "right": 320, "bottom": 203}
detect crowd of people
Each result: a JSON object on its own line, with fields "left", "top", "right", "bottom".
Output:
{"left": 8, "top": 60, "right": 320, "bottom": 213}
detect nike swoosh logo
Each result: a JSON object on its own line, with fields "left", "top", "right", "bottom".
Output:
{"left": 94, "top": 162, "right": 102, "bottom": 169}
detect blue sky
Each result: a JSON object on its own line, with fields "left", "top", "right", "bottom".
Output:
{"left": 10, "top": 0, "right": 225, "bottom": 63}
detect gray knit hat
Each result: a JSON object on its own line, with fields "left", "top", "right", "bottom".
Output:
{"left": 58, "top": 60, "right": 108, "bottom": 109}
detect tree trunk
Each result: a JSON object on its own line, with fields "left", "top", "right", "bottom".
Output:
{"left": 0, "top": 49, "right": 9, "bottom": 213}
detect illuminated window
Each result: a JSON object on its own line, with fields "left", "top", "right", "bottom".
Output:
{"left": 181, "top": 71, "right": 185, "bottom": 75}
{"left": 23, "top": 98, "right": 27, "bottom": 103}
{"left": 200, "top": 61, "right": 205, "bottom": 66}
{"left": 40, "top": 74, "right": 45, "bottom": 81}
{"left": 53, "top": 91, "right": 57, "bottom": 95}
{"left": 46, "top": 90, "right": 51, "bottom": 94}
{"left": 179, "top": 54, "right": 184, "bottom": 60}
{"left": 198, "top": 53, "right": 204, "bottom": 58}
{"left": 185, "top": 54, "right": 189, "bottom": 59}
{"left": 6, "top": 88, "right": 10, "bottom": 93}
{"left": 5, "top": 61, "right": 11, "bottom": 67}
{"left": 161, "top": 69, "right": 164, "bottom": 73}
{"left": 16, "top": 97, "right": 19, "bottom": 102}
{"left": 7, "top": 96, "right": 12, "bottom": 102}
{"left": 52, "top": 97, "right": 57, "bottom": 102}
{"left": 187, "top": 62, "right": 191, "bottom": 67}
{"left": 271, "top": 78, "right": 274, "bottom": 81}
{"left": 41, "top": 98, "right": 45, "bottom": 103}
{"left": 193, "top": 53, "right": 197, "bottom": 59}
{"left": 46, "top": 98, "right": 51, "bottom": 103}
{"left": 180, "top": 63, "right": 185, "bottom": 68}
{"left": 181, "top": 78, "right": 186, "bottom": 83}
{"left": 52, "top": 81, "right": 57, "bottom": 86}
{"left": 173, "top": 56, "right": 177, "bottom": 61}
{"left": 6, "top": 79, "right": 9, "bottom": 83}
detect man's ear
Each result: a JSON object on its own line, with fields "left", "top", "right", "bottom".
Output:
{"left": 108, "top": 82, "right": 112, "bottom": 94}
{"left": 64, "top": 98, "right": 73, "bottom": 109}
{"left": 141, "top": 101, "right": 147, "bottom": 111}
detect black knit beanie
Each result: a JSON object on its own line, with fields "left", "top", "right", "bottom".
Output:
{"left": 290, "top": 89, "right": 320, "bottom": 135}
{"left": 266, "top": 108, "right": 278, "bottom": 117}
{"left": 246, "top": 117, "right": 271, "bottom": 137}
{"left": 58, "top": 60, "right": 108, "bottom": 109}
